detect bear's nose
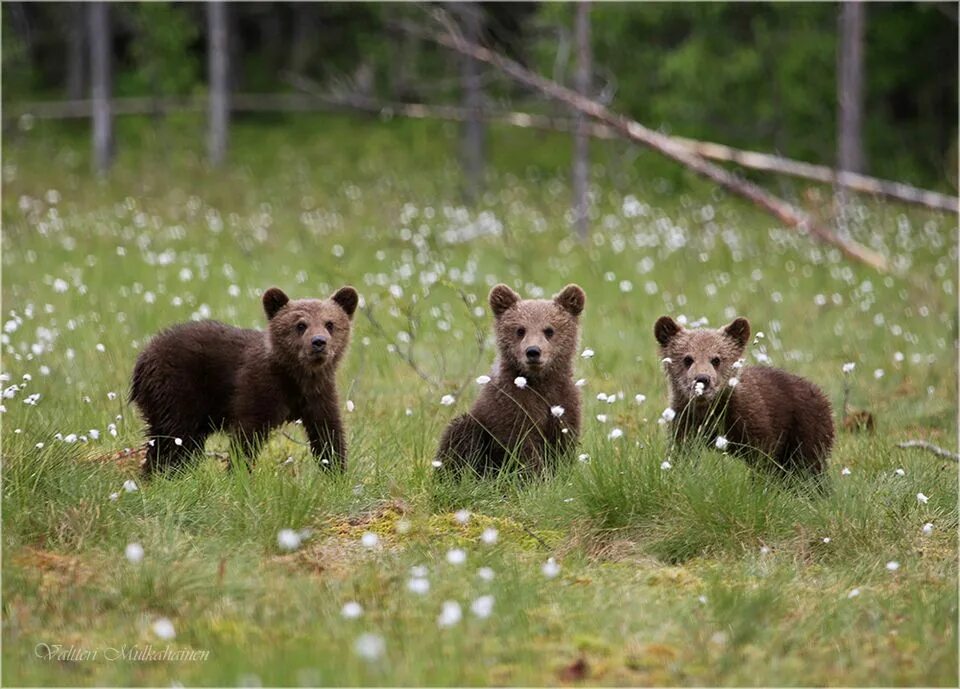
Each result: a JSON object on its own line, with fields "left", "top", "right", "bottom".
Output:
{"left": 311, "top": 335, "right": 327, "bottom": 351}
{"left": 525, "top": 346, "right": 541, "bottom": 361}
{"left": 694, "top": 374, "right": 711, "bottom": 388}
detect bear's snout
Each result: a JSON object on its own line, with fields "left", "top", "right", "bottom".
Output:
{"left": 525, "top": 346, "right": 542, "bottom": 362}
{"left": 694, "top": 374, "right": 711, "bottom": 389}
{"left": 311, "top": 335, "right": 328, "bottom": 352}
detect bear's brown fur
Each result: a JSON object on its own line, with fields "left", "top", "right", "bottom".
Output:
{"left": 131, "top": 286, "right": 358, "bottom": 475}
{"left": 654, "top": 315, "right": 834, "bottom": 478}
{"left": 436, "top": 283, "right": 586, "bottom": 475}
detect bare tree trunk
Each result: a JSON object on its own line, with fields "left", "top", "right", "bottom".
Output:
{"left": 67, "top": 4, "right": 86, "bottom": 100}
{"left": 572, "top": 2, "right": 591, "bottom": 240}
{"left": 837, "top": 2, "right": 866, "bottom": 173}
{"left": 207, "top": 1, "right": 229, "bottom": 167}
{"left": 88, "top": 2, "right": 112, "bottom": 174}
{"left": 456, "top": 2, "right": 485, "bottom": 203}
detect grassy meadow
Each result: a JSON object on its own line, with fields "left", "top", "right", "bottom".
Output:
{"left": 1, "top": 114, "right": 957, "bottom": 686}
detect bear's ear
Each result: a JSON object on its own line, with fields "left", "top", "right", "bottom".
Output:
{"left": 331, "top": 286, "right": 359, "bottom": 319}
{"left": 654, "top": 316, "right": 682, "bottom": 347}
{"left": 489, "top": 284, "right": 520, "bottom": 318}
{"left": 723, "top": 317, "right": 751, "bottom": 349}
{"left": 263, "top": 287, "right": 290, "bottom": 320}
{"left": 554, "top": 284, "right": 586, "bottom": 317}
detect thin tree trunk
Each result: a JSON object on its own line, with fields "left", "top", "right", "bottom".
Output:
{"left": 572, "top": 2, "right": 591, "bottom": 240}
{"left": 67, "top": 4, "right": 86, "bottom": 100}
{"left": 457, "top": 2, "right": 485, "bottom": 203}
{"left": 207, "top": 1, "right": 229, "bottom": 167}
{"left": 88, "top": 2, "right": 112, "bottom": 174}
{"left": 838, "top": 2, "right": 866, "bottom": 173}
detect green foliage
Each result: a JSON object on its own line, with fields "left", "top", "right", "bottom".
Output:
{"left": 121, "top": 3, "right": 201, "bottom": 98}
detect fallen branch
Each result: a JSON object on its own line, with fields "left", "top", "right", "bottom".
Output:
{"left": 896, "top": 440, "right": 959, "bottom": 462}
{"left": 9, "top": 91, "right": 956, "bottom": 214}
{"left": 414, "top": 13, "right": 889, "bottom": 271}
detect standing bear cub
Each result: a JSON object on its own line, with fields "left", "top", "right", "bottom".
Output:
{"left": 654, "top": 315, "right": 834, "bottom": 479}
{"left": 436, "top": 283, "right": 586, "bottom": 476}
{"left": 131, "top": 286, "right": 358, "bottom": 475}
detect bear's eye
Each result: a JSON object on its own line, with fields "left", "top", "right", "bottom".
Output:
{"left": 325, "top": 321, "right": 334, "bottom": 332}
{"left": 516, "top": 327, "right": 526, "bottom": 338}
{"left": 683, "top": 356, "right": 694, "bottom": 368}
{"left": 296, "top": 322, "right": 307, "bottom": 335}
{"left": 710, "top": 357, "right": 721, "bottom": 367}
{"left": 543, "top": 327, "right": 554, "bottom": 339}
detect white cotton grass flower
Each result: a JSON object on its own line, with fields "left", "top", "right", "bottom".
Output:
{"left": 341, "top": 602, "right": 363, "bottom": 619}
{"left": 694, "top": 381, "right": 705, "bottom": 396}
{"left": 470, "top": 595, "right": 494, "bottom": 619}
{"left": 174, "top": 437, "right": 183, "bottom": 446}
{"left": 577, "top": 454, "right": 590, "bottom": 463}
{"left": 122, "top": 479, "right": 138, "bottom": 493}
{"left": 874, "top": 368, "right": 885, "bottom": 379}
{"left": 607, "top": 428, "right": 624, "bottom": 440}
{"left": 847, "top": 588, "right": 861, "bottom": 599}
{"left": 660, "top": 460, "right": 672, "bottom": 470}
{"left": 481, "top": 528, "right": 499, "bottom": 545}
{"left": 514, "top": 376, "right": 527, "bottom": 389}
{"left": 550, "top": 405, "right": 565, "bottom": 418}
{"left": 759, "top": 545, "right": 771, "bottom": 555}
{"left": 732, "top": 358, "right": 745, "bottom": 370}
{"left": 431, "top": 460, "right": 443, "bottom": 468}
{"left": 922, "top": 522, "right": 934, "bottom": 535}
{"left": 437, "top": 601, "right": 463, "bottom": 628}
{"left": 446, "top": 548, "right": 466, "bottom": 565}
{"left": 660, "top": 407, "right": 676, "bottom": 422}
{"left": 581, "top": 348, "right": 595, "bottom": 359}
{"left": 541, "top": 557, "right": 561, "bottom": 579}
{"left": 841, "top": 467, "right": 851, "bottom": 476}
{"left": 728, "top": 377, "right": 740, "bottom": 388}
{"left": 277, "top": 529, "right": 302, "bottom": 551}
{"left": 574, "top": 378, "right": 586, "bottom": 387}
{"left": 894, "top": 468, "right": 905, "bottom": 477}
{"left": 842, "top": 362, "right": 856, "bottom": 374}
{"left": 346, "top": 400, "right": 355, "bottom": 412}
{"left": 596, "top": 414, "right": 608, "bottom": 423}
{"left": 454, "top": 509, "right": 471, "bottom": 524}
{"left": 354, "top": 633, "right": 385, "bottom": 661}
{"left": 440, "top": 394, "right": 455, "bottom": 406}
{"left": 477, "top": 566, "right": 495, "bottom": 581}
{"left": 714, "top": 436, "right": 729, "bottom": 451}
{"left": 661, "top": 357, "right": 672, "bottom": 366}
{"left": 152, "top": 618, "right": 176, "bottom": 641}
{"left": 124, "top": 542, "right": 144, "bottom": 564}
{"left": 916, "top": 493, "right": 929, "bottom": 505}
{"left": 475, "top": 375, "right": 491, "bottom": 385}
{"left": 634, "top": 394, "right": 646, "bottom": 404}
{"left": 108, "top": 492, "right": 119, "bottom": 501}
{"left": 360, "top": 532, "right": 380, "bottom": 549}
{"left": 596, "top": 392, "right": 608, "bottom": 402}
{"left": 886, "top": 561, "right": 900, "bottom": 572}
{"left": 407, "top": 577, "right": 430, "bottom": 595}
{"left": 822, "top": 537, "right": 831, "bottom": 544}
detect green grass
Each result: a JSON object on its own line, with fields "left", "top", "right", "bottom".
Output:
{"left": 2, "top": 113, "right": 957, "bottom": 686}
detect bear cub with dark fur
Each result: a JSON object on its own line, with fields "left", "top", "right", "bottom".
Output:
{"left": 655, "top": 315, "right": 834, "bottom": 478}
{"left": 436, "top": 283, "right": 586, "bottom": 475}
{"left": 131, "top": 286, "right": 358, "bottom": 475}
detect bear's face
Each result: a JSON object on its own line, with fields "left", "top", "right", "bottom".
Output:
{"left": 263, "top": 286, "right": 359, "bottom": 372}
{"left": 655, "top": 316, "right": 749, "bottom": 404}
{"left": 489, "top": 284, "right": 585, "bottom": 378}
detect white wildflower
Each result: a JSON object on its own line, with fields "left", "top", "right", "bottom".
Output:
{"left": 916, "top": 492, "right": 929, "bottom": 505}
{"left": 277, "top": 529, "right": 301, "bottom": 551}
{"left": 446, "top": 548, "right": 466, "bottom": 565}
{"left": 581, "top": 348, "right": 595, "bottom": 359}
{"left": 514, "top": 376, "right": 527, "bottom": 389}
{"left": 354, "top": 633, "right": 385, "bottom": 661}
{"left": 715, "top": 436, "right": 729, "bottom": 451}
{"left": 550, "top": 405, "right": 565, "bottom": 418}
{"left": 124, "top": 543, "right": 144, "bottom": 564}
{"left": 341, "top": 602, "right": 363, "bottom": 619}
{"left": 541, "top": 557, "right": 561, "bottom": 579}
{"left": 152, "top": 618, "right": 176, "bottom": 641}
{"left": 660, "top": 460, "right": 672, "bottom": 470}
{"left": 475, "top": 375, "right": 491, "bottom": 385}
{"left": 437, "top": 601, "right": 463, "bottom": 628}
{"left": 480, "top": 528, "right": 498, "bottom": 545}
{"left": 440, "top": 394, "right": 455, "bottom": 406}
{"left": 360, "top": 532, "right": 380, "bottom": 549}
{"left": 470, "top": 595, "right": 494, "bottom": 619}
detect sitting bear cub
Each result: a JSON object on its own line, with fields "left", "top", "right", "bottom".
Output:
{"left": 131, "top": 286, "right": 358, "bottom": 474}
{"left": 654, "top": 315, "right": 834, "bottom": 479}
{"left": 436, "top": 284, "right": 586, "bottom": 475}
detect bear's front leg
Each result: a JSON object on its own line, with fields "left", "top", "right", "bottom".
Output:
{"left": 303, "top": 403, "right": 346, "bottom": 471}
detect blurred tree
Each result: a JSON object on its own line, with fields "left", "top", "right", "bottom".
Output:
{"left": 88, "top": 1, "right": 113, "bottom": 173}
{"left": 453, "top": 2, "right": 486, "bottom": 204}
{"left": 838, "top": 1, "right": 866, "bottom": 173}
{"left": 572, "top": 1, "right": 591, "bottom": 240}
{"left": 207, "top": 1, "right": 229, "bottom": 167}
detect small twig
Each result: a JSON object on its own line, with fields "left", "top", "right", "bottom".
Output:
{"left": 896, "top": 440, "right": 960, "bottom": 462}
{"left": 519, "top": 523, "right": 552, "bottom": 551}
{"left": 361, "top": 304, "right": 439, "bottom": 389}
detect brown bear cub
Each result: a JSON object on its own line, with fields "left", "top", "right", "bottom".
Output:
{"left": 654, "top": 316, "right": 834, "bottom": 479}
{"left": 131, "top": 286, "right": 358, "bottom": 475}
{"left": 436, "top": 284, "right": 586, "bottom": 476}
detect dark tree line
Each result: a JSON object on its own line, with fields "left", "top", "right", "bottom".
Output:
{"left": 4, "top": 2, "right": 956, "bottom": 196}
